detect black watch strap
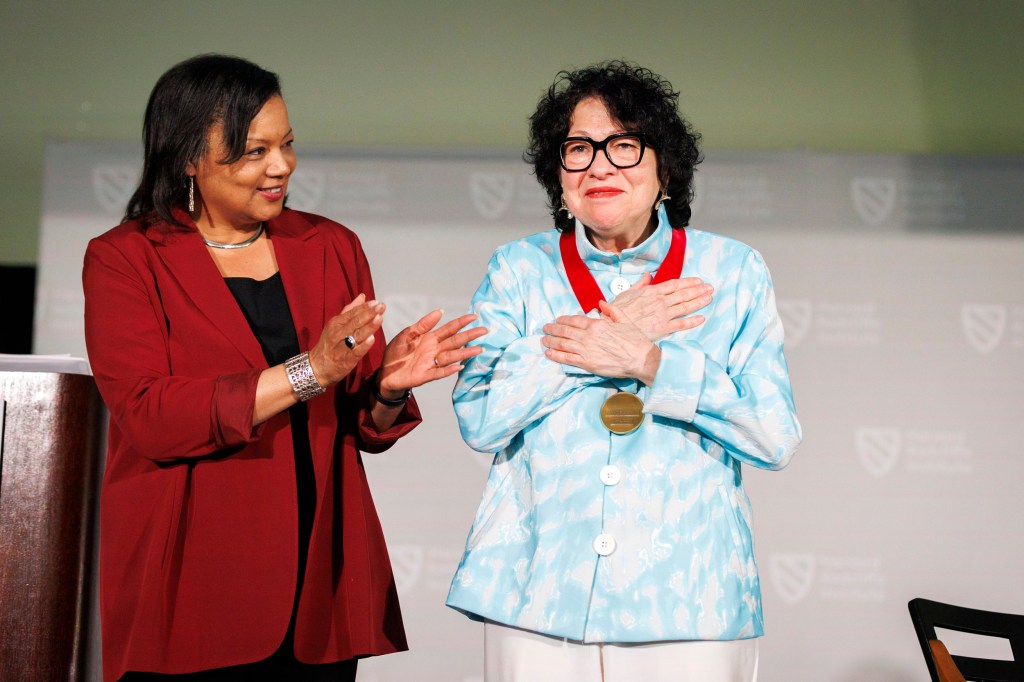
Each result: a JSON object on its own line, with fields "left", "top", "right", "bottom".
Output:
{"left": 374, "top": 386, "right": 411, "bottom": 407}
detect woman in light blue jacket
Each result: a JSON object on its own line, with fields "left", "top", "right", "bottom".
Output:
{"left": 447, "top": 61, "right": 802, "bottom": 681}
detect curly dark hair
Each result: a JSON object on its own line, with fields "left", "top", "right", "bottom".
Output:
{"left": 525, "top": 61, "right": 703, "bottom": 232}
{"left": 124, "top": 54, "right": 281, "bottom": 229}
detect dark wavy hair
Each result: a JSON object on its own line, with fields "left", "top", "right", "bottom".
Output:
{"left": 124, "top": 54, "right": 281, "bottom": 228}
{"left": 525, "top": 61, "right": 703, "bottom": 232}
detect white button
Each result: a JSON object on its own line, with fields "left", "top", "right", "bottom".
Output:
{"left": 609, "top": 276, "right": 630, "bottom": 295}
{"left": 599, "top": 465, "right": 621, "bottom": 486}
{"left": 593, "top": 533, "right": 617, "bottom": 556}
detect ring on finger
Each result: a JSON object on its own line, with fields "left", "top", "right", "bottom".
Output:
{"left": 344, "top": 335, "right": 357, "bottom": 350}
{"left": 433, "top": 356, "right": 440, "bottom": 368}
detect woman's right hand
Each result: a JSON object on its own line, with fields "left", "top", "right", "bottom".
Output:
{"left": 602, "top": 274, "right": 713, "bottom": 340}
{"left": 307, "top": 293, "right": 385, "bottom": 386}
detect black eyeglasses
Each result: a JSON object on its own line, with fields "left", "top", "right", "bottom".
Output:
{"left": 559, "top": 133, "right": 648, "bottom": 172}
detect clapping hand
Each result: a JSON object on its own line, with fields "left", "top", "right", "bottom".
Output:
{"left": 377, "top": 310, "right": 487, "bottom": 396}
{"left": 308, "top": 293, "right": 385, "bottom": 385}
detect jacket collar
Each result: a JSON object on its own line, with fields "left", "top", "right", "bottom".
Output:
{"left": 572, "top": 205, "right": 671, "bottom": 274}
{"left": 145, "top": 208, "right": 325, "bottom": 367}
{"left": 271, "top": 212, "right": 325, "bottom": 352}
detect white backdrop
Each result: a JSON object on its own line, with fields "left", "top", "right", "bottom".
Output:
{"left": 35, "top": 142, "right": 1024, "bottom": 681}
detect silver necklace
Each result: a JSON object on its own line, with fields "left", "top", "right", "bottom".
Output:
{"left": 202, "top": 223, "right": 265, "bottom": 249}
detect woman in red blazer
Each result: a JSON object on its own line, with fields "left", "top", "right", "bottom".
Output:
{"left": 83, "top": 55, "right": 485, "bottom": 681}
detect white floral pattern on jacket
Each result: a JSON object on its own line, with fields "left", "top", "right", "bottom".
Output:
{"left": 447, "top": 207, "right": 802, "bottom": 642}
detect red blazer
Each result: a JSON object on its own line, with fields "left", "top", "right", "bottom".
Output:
{"left": 83, "top": 209, "right": 421, "bottom": 681}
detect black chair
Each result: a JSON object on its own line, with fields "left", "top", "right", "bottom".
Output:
{"left": 908, "top": 598, "right": 1024, "bottom": 682}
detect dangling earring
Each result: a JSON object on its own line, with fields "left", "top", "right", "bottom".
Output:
{"left": 655, "top": 188, "right": 671, "bottom": 211}
{"left": 188, "top": 176, "right": 195, "bottom": 213}
{"left": 559, "top": 194, "right": 573, "bottom": 220}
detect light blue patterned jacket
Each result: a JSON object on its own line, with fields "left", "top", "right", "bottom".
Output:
{"left": 447, "top": 207, "right": 802, "bottom": 642}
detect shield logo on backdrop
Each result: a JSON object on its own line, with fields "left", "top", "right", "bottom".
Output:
{"left": 769, "top": 553, "right": 816, "bottom": 605}
{"left": 777, "top": 299, "right": 812, "bottom": 348}
{"left": 851, "top": 177, "right": 897, "bottom": 226}
{"left": 470, "top": 172, "right": 515, "bottom": 220}
{"left": 855, "top": 427, "right": 902, "bottom": 478}
{"left": 961, "top": 304, "right": 1007, "bottom": 354}
{"left": 285, "top": 169, "right": 326, "bottom": 212}
{"left": 92, "top": 165, "right": 139, "bottom": 214}
{"left": 390, "top": 544, "right": 424, "bottom": 594}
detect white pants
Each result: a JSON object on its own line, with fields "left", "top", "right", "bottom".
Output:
{"left": 484, "top": 622, "right": 759, "bottom": 682}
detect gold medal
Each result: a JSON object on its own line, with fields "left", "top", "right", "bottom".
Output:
{"left": 600, "top": 392, "right": 645, "bottom": 434}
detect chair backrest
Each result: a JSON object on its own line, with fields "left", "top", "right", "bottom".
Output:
{"left": 908, "top": 598, "right": 1024, "bottom": 682}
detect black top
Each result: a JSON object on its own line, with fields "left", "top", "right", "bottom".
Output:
{"left": 223, "top": 274, "right": 317, "bottom": 642}
{"left": 225, "top": 272, "right": 302, "bottom": 366}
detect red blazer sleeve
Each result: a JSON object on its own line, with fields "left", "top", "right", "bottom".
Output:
{"left": 83, "top": 232, "right": 263, "bottom": 462}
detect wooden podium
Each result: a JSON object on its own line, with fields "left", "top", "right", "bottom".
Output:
{"left": 0, "top": 371, "right": 104, "bottom": 681}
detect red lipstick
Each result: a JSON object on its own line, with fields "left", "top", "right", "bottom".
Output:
{"left": 585, "top": 186, "right": 624, "bottom": 198}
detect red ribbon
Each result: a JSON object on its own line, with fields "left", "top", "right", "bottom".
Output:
{"left": 559, "top": 226, "right": 687, "bottom": 313}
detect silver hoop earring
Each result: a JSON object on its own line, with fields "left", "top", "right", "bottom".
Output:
{"left": 559, "top": 195, "right": 573, "bottom": 220}
{"left": 655, "top": 189, "right": 671, "bottom": 210}
{"left": 188, "top": 176, "right": 195, "bottom": 213}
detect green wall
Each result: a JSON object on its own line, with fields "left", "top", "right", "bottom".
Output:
{"left": 2, "top": 0, "right": 1022, "bottom": 264}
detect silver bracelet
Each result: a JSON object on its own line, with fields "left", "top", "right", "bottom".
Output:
{"left": 285, "top": 352, "right": 326, "bottom": 402}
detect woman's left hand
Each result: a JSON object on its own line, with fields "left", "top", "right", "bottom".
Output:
{"left": 542, "top": 304, "right": 661, "bottom": 384}
{"left": 377, "top": 310, "right": 488, "bottom": 397}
